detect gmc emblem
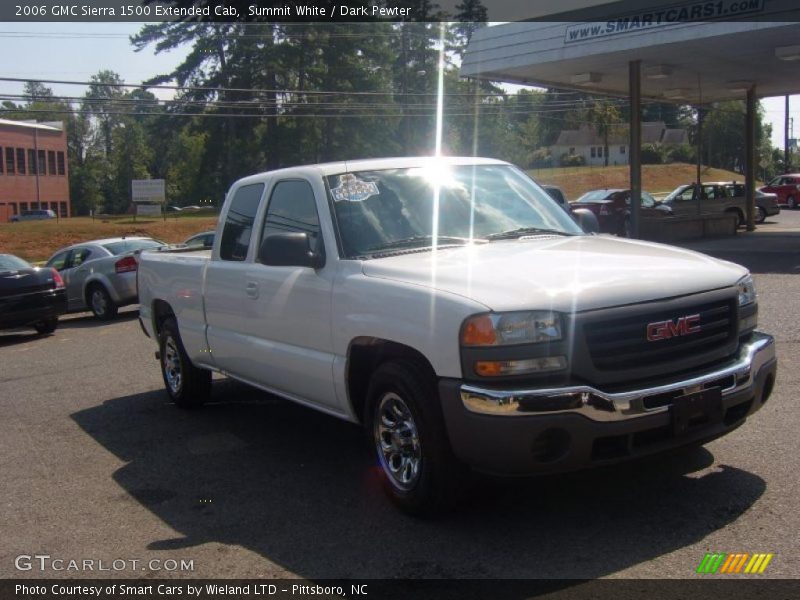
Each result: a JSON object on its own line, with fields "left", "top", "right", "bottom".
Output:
{"left": 646, "top": 314, "right": 701, "bottom": 341}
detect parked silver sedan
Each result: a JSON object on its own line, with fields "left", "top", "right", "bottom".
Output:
{"left": 44, "top": 237, "right": 164, "bottom": 320}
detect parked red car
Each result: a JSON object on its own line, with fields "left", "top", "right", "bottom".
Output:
{"left": 569, "top": 189, "right": 670, "bottom": 237}
{"left": 760, "top": 173, "right": 800, "bottom": 209}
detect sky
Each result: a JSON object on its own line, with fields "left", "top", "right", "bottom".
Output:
{"left": 0, "top": 22, "right": 796, "bottom": 150}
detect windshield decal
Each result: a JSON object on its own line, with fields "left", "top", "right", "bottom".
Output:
{"left": 331, "top": 173, "right": 379, "bottom": 203}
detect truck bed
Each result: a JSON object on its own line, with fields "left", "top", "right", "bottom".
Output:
{"left": 138, "top": 248, "right": 211, "bottom": 364}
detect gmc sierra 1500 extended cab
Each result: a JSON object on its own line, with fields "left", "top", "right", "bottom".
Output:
{"left": 137, "top": 157, "right": 777, "bottom": 514}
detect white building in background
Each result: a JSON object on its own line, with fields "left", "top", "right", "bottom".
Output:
{"left": 549, "top": 121, "right": 688, "bottom": 166}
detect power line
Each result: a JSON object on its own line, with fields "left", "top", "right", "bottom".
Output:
{"left": 0, "top": 92, "right": 631, "bottom": 112}
{"left": 0, "top": 76, "right": 608, "bottom": 100}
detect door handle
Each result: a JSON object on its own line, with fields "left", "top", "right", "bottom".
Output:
{"left": 245, "top": 281, "right": 259, "bottom": 299}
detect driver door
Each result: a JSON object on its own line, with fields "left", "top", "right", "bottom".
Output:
{"left": 239, "top": 178, "right": 337, "bottom": 410}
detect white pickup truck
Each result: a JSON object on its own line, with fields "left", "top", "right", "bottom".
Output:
{"left": 138, "top": 157, "right": 776, "bottom": 514}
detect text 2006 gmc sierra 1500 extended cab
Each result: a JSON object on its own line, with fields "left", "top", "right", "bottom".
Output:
{"left": 137, "top": 157, "right": 777, "bottom": 514}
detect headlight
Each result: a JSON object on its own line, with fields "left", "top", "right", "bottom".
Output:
{"left": 737, "top": 275, "right": 756, "bottom": 307}
{"left": 461, "top": 311, "right": 563, "bottom": 346}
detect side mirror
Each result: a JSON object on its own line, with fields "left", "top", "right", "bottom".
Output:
{"left": 258, "top": 232, "right": 325, "bottom": 269}
{"left": 572, "top": 208, "right": 600, "bottom": 234}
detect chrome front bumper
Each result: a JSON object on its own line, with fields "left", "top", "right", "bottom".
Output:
{"left": 461, "top": 332, "right": 776, "bottom": 422}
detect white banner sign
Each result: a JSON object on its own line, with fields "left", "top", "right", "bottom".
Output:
{"left": 132, "top": 179, "right": 166, "bottom": 203}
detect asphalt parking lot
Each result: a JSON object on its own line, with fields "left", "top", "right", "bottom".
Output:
{"left": 1, "top": 210, "right": 799, "bottom": 581}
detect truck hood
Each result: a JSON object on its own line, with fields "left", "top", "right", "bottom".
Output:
{"left": 360, "top": 235, "right": 747, "bottom": 313}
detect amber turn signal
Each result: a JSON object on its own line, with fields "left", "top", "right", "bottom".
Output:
{"left": 461, "top": 314, "right": 497, "bottom": 346}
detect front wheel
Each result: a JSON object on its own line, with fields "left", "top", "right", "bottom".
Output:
{"left": 158, "top": 317, "right": 211, "bottom": 408}
{"left": 35, "top": 317, "right": 58, "bottom": 335}
{"left": 88, "top": 285, "right": 118, "bottom": 320}
{"left": 366, "top": 360, "right": 466, "bottom": 516}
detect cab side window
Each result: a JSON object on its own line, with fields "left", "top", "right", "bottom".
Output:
{"left": 219, "top": 184, "right": 265, "bottom": 261}
{"left": 260, "top": 180, "right": 321, "bottom": 250}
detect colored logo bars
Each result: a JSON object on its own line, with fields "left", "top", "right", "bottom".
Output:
{"left": 697, "top": 553, "right": 774, "bottom": 574}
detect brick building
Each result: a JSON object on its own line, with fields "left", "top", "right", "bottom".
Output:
{"left": 0, "top": 119, "right": 70, "bottom": 222}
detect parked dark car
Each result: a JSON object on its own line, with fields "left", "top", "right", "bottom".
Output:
{"left": 541, "top": 184, "right": 568, "bottom": 208}
{"left": 570, "top": 189, "right": 670, "bottom": 237}
{"left": 9, "top": 209, "right": 57, "bottom": 222}
{"left": 0, "top": 254, "right": 67, "bottom": 334}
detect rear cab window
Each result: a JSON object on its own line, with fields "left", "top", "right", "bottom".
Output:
{"left": 219, "top": 183, "right": 265, "bottom": 261}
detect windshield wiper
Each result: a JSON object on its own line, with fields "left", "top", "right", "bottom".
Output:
{"left": 366, "top": 235, "right": 487, "bottom": 252}
{"left": 485, "top": 227, "right": 577, "bottom": 241}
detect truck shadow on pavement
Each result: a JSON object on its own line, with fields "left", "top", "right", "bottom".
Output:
{"left": 72, "top": 379, "right": 766, "bottom": 581}
{"left": 58, "top": 309, "right": 140, "bottom": 330}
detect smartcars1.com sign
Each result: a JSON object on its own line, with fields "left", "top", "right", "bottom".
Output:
{"left": 564, "top": 0, "right": 765, "bottom": 44}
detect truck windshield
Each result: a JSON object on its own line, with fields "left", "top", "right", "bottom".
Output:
{"left": 326, "top": 164, "right": 582, "bottom": 258}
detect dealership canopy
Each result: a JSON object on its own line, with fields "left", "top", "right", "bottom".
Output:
{"left": 461, "top": 0, "right": 800, "bottom": 233}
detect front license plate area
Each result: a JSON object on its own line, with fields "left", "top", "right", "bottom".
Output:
{"left": 671, "top": 387, "right": 723, "bottom": 436}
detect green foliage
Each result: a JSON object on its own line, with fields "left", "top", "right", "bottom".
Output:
{"left": 530, "top": 148, "right": 552, "bottom": 168}
{"left": 666, "top": 143, "right": 696, "bottom": 164}
{"left": 641, "top": 144, "right": 665, "bottom": 164}
{"left": 560, "top": 153, "right": 586, "bottom": 167}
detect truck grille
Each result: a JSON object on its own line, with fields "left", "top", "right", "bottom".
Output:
{"left": 584, "top": 299, "right": 736, "bottom": 371}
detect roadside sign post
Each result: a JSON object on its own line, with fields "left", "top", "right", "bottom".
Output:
{"left": 131, "top": 179, "right": 166, "bottom": 222}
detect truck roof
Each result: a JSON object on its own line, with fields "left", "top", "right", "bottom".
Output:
{"left": 234, "top": 156, "right": 509, "bottom": 185}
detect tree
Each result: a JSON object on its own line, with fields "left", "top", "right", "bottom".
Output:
{"left": 452, "top": 0, "right": 488, "bottom": 57}
{"left": 23, "top": 81, "right": 54, "bottom": 103}
{"left": 83, "top": 70, "right": 126, "bottom": 159}
{"left": 581, "top": 99, "right": 622, "bottom": 167}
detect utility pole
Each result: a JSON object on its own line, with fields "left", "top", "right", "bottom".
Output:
{"left": 785, "top": 95, "right": 791, "bottom": 173}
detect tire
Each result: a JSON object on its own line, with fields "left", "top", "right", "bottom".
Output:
{"left": 788, "top": 196, "right": 797, "bottom": 210}
{"left": 365, "top": 360, "right": 467, "bottom": 516}
{"left": 158, "top": 317, "right": 211, "bottom": 409}
{"left": 726, "top": 209, "right": 743, "bottom": 229}
{"left": 755, "top": 206, "right": 767, "bottom": 224}
{"left": 34, "top": 317, "right": 58, "bottom": 335}
{"left": 87, "top": 284, "right": 118, "bottom": 320}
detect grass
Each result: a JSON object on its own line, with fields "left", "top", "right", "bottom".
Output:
{"left": 0, "top": 214, "right": 219, "bottom": 262}
{"left": 527, "top": 162, "right": 758, "bottom": 201}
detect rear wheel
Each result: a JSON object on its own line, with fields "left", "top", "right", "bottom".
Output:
{"left": 726, "top": 209, "right": 743, "bottom": 229}
{"left": 87, "top": 284, "right": 118, "bottom": 320}
{"left": 755, "top": 206, "right": 767, "bottom": 224}
{"left": 366, "top": 360, "right": 466, "bottom": 516}
{"left": 34, "top": 317, "right": 58, "bottom": 335}
{"left": 158, "top": 317, "right": 211, "bottom": 409}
